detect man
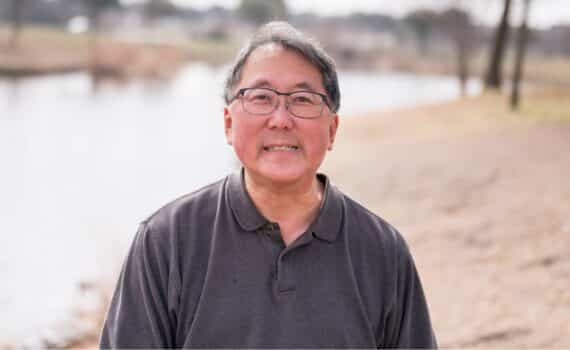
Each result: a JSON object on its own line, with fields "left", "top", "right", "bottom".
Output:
{"left": 100, "top": 21, "right": 437, "bottom": 348}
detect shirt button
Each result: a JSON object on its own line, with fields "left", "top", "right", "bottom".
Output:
{"left": 267, "top": 231, "right": 281, "bottom": 241}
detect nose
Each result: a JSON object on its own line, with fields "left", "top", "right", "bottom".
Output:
{"left": 266, "top": 96, "right": 294, "bottom": 130}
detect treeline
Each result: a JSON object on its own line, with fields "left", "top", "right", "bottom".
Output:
{"left": 1, "top": 0, "right": 570, "bottom": 57}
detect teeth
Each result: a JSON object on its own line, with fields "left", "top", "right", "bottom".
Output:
{"left": 265, "top": 145, "right": 298, "bottom": 151}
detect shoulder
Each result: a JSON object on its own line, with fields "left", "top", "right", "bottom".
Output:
{"left": 142, "top": 176, "right": 228, "bottom": 237}
{"left": 341, "top": 192, "right": 405, "bottom": 249}
{"left": 335, "top": 188, "right": 421, "bottom": 315}
{"left": 335, "top": 189, "right": 416, "bottom": 276}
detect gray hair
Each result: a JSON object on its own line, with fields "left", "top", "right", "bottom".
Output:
{"left": 223, "top": 21, "right": 340, "bottom": 113}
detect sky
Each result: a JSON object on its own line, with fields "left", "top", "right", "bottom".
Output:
{"left": 158, "top": 0, "right": 570, "bottom": 29}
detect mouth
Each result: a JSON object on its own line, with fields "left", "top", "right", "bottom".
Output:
{"left": 263, "top": 145, "right": 300, "bottom": 152}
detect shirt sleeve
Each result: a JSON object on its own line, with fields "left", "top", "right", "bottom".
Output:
{"left": 384, "top": 232, "right": 437, "bottom": 349}
{"left": 99, "top": 221, "right": 180, "bottom": 349}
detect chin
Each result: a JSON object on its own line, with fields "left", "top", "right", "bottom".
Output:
{"left": 250, "top": 163, "right": 313, "bottom": 185}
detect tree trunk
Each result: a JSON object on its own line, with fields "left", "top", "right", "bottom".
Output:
{"left": 442, "top": 5, "right": 473, "bottom": 98}
{"left": 456, "top": 38, "right": 469, "bottom": 97}
{"left": 485, "top": 0, "right": 512, "bottom": 90}
{"left": 87, "top": 1, "right": 99, "bottom": 68}
{"left": 9, "top": 0, "right": 23, "bottom": 50}
{"left": 511, "top": 0, "right": 532, "bottom": 110}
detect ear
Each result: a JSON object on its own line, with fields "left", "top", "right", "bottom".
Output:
{"left": 224, "top": 107, "right": 233, "bottom": 146}
{"left": 327, "top": 114, "right": 339, "bottom": 151}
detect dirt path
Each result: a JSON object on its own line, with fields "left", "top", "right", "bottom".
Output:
{"left": 323, "top": 91, "right": 570, "bottom": 347}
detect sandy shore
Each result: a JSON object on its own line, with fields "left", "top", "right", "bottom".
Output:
{"left": 323, "top": 88, "right": 570, "bottom": 347}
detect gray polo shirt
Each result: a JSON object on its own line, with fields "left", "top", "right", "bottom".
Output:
{"left": 100, "top": 171, "right": 437, "bottom": 348}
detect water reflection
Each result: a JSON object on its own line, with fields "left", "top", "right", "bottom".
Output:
{"left": 0, "top": 64, "right": 481, "bottom": 346}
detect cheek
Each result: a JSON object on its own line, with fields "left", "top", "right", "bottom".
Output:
{"left": 305, "top": 126, "right": 332, "bottom": 153}
{"left": 231, "top": 121, "right": 260, "bottom": 156}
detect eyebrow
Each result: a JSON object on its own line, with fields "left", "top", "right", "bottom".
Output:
{"left": 247, "top": 79, "right": 319, "bottom": 92}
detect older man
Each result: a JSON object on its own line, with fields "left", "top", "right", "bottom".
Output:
{"left": 100, "top": 22, "right": 437, "bottom": 349}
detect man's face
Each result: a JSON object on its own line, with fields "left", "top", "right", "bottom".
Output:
{"left": 224, "top": 44, "right": 339, "bottom": 186}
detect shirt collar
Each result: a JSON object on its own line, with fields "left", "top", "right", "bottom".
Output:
{"left": 227, "top": 169, "right": 343, "bottom": 242}
{"left": 310, "top": 173, "right": 344, "bottom": 242}
{"left": 227, "top": 169, "right": 267, "bottom": 231}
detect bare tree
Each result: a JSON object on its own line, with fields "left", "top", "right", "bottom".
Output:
{"left": 442, "top": 7, "right": 475, "bottom": 96}
{"left": 85, "top": 0, "right": 120, "bottom": 64}
{"left": 237, "top": 0, "right": 288, "bottom": 25}
{"left": 404, "top": 9, "right": 440, "bottom": 56}
{"left": 511, "top": 0, "right": 532, "bottom": 109}
{"left": 8, "top": 0, "right": 24, "bottom": 49}
{"left": 485, "top": 0, "right": 513, "bottom": 90}
{"left": 85, "top": 0, "right": 120, "bottom": 37}
{"left": 145, "top": 0, "right": 178, "bottom": 27}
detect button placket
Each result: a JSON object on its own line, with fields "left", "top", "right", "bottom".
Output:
{"left": 259, "top": 223, "right": 315, "bottom": 300}
{"left": 256, "top": 223, "right": 285, "bottom": 285}
{"left": 275, "top": 249, "right": 298, "bottom": 296}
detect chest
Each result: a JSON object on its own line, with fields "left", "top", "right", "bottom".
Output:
{"left": 177, "top": 230, "right": 382, "bottom": 348}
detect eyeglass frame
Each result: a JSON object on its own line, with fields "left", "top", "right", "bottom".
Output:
{"left": 229, "top": 87, "right": 333, "bottom": 119}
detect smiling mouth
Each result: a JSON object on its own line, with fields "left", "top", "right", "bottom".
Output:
{"left": 263, "top": 145, "right": 299, "bottom": 152}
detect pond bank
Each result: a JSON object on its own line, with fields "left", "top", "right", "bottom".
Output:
{"left": 0, "top": 26, "right": 233, "bottom": 80}
{"left": 3, "top": 26, "right": 570, "bottom": 87}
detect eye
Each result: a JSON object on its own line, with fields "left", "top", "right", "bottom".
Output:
{"left": 246, "top": 90, "right": 274, "bottom": 104}
{"left": 252, "top": 93, "right": 270, "bottom": 101}
{"left": 291, "top": 93, "right": 318, "bottom": 105}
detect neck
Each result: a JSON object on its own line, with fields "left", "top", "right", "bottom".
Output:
{"left": 244, "top": 170, "right": 323, "bottom": 245}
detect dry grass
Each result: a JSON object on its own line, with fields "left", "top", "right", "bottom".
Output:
{"left": 520, "top": 86, "right": 570, "bottom": 121}
{"left": 184, "top": 38, "right": 240, "bottom": 64}
{"left": 371, "top": 47, "right": 570, "bottom": 88}
{"left": 0, "top": 26, "right": 88, "bottom": 75}
{"left": 87, "top": 40, "right": 188, "bottom": 81}
{"left": 525, "top": 55, "right": 570, "bottom": 85}
{"left": 0, "top": 25, "right": 90, "bottom": 49}
{"left": 0, "top": 26, "right": 191, "bottom": 79}
{"left": 4, "top": 25, "right": 570, "bottom": 84}
{"left": 337, "top": 86, "right": 570, "bottom": 148}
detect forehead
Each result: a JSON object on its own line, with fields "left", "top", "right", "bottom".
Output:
{"left": 238, "top": 44, "right": 325, "bottom": 91}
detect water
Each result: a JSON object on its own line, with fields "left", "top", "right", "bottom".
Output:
{"left": 0, "top": 64, "right": 480, "bottom": 346}
{"left": 340, "top": 71, "right": 481, "bottom": 114}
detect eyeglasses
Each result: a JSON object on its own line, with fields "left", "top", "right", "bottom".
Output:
{"left": 231, "top": 87, "right": 331, "bottom": 119}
